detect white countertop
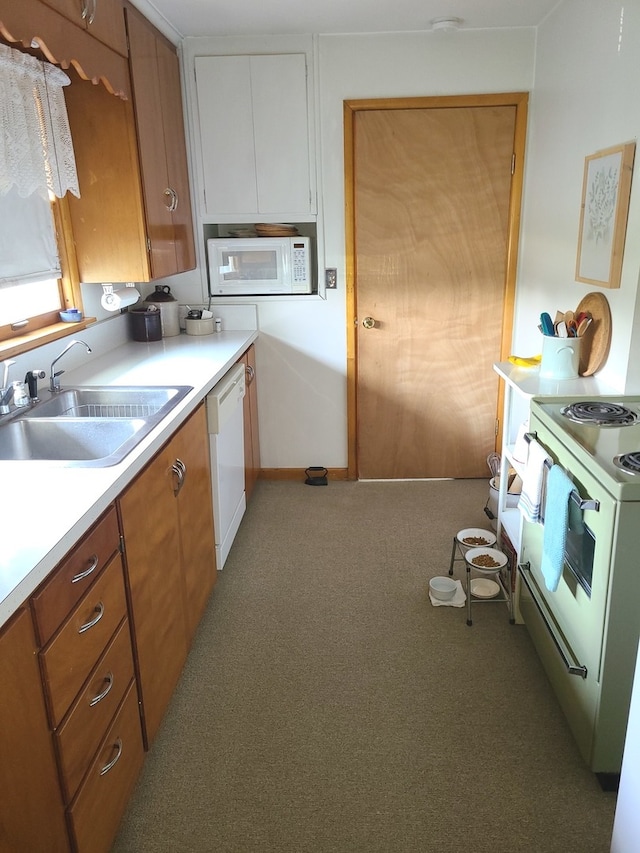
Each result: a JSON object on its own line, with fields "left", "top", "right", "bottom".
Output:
{"left": 0, "top": 330, "right": 257, "bottom": 628}
{"left": 494, "top": 361, "right": 620, "bottom": 397}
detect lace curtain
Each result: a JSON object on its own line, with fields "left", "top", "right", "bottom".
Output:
{"left": 0, "top": 42, "right": 79, "bottom": 199}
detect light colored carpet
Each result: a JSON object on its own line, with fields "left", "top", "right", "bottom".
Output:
{"left": 112, "top": 479, "right": 615, "bottom": 852}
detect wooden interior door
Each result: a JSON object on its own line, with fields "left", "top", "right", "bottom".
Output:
{"left": 348, "top": 96, "right": 526, "bottom": 479}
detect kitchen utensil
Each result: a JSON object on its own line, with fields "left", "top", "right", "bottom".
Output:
{"left": 540, "top": 312, "right": 555, "bottom": 336}
{"left": 577, "top": 316, "right": 591, "bottom": 337}
{"left": 575, "top": 292, "right": 612, "bottom": 376}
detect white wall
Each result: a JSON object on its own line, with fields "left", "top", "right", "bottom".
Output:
{"left": 514, "top": 0, "right": 640, "bottom": 391}
{"left": 177, "top": 28, "right": 535, "bottom": 468}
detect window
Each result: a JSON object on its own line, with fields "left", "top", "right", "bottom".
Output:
{"left": 0, "top": 42, "right": 83, "bottom": 354}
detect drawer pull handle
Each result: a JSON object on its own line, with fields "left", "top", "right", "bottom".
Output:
{"left": 78, "top": 601, "right": 105, "bottom": 634}
{"left": 71, "top": 554, "right": 99, "bottom": 584}
{"left": 99, "top": 738, "right": 122, "bottom": 776}
{"left": 89, "top": 671, "right": 114, "bottom": 707}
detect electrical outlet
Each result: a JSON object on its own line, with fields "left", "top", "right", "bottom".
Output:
{"left": 325, "top": 268, "right": 337, "bottom": 289}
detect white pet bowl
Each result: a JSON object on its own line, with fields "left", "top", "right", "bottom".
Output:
{"left": 429, "top": 576, "right": 457, "bottom": 601}
{"left": 465, "top": 547, "right": 508, "bottom": 573}
{"left": 456, "top": 527, "right": 496, "bottom": 550}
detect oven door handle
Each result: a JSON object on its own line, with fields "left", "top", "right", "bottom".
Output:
{"left": 524, "top": 433, "right": 600, "bottom": 511}
{"left": 517, "top": 562, "right": 588, "bottom": 679}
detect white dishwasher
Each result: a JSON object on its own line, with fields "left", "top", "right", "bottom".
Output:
{"left": 206, "top": 362, "right": 246, "bottom": 569}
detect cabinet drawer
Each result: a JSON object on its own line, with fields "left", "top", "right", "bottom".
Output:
{"left": 32, "top": 505, "right": 120, "bottom": 646}
{"left": 41, "top": 555, "right": 127, "bottom": 728}
{"left": 67, "top": 680, "right": 144, "bottom": 853}
{"left": 55, "top": 617, "right": 135, "bottom": 803}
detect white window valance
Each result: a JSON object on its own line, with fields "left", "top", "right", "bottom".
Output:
{"left": 0, "top": 42, "right": 79, "bottom": 199}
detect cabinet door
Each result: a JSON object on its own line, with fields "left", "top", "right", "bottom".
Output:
{"left": 251, "top": 54, "right": 312, "bottom": 214}
{"left": 241, "top": 345, "right": 261, "bottom": 502}
{"left": 64, "top": 64, "right": 150, "bottom": 283}
{"left": 0, "top": 609, "right": 69, "bottom": 853}
{"left": 195, "top": 55, "right": 257, "bottom": 215}
{"left": 119, "top": 444, "right": 188, "bottom": 747}
{"left": 195, "top": 53, "right": 312, "bottom": 217}
{"left": 173, "top": 404, "right": 217, "bottom": 642}
{"left": 0, "top": 0, "right": 130, "bottom": 96}
{"left": 40, "top": 0, "right": 128, "bottom": 55}
{"left": 125, "top": 4, "right": 195, "bottom": 278}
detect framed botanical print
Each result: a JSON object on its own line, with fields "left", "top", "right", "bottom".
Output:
{"left": 576, "top": 141, "right": 635, "bottom": 289}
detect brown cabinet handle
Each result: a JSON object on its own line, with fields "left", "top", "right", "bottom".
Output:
{"left": 99, "top": 738, "right": 122, "bottom": 776}
{"left": 245, "top": 364, "right": 255, "bottom": 384}
{"left": 71, "top": 553, "right": 99, "bottom": 584}
{"left": 78, "top": 601, "right": 104, "bottom": 634}
{"left": 89, "top": 671, "right": 114, "bottom": 707}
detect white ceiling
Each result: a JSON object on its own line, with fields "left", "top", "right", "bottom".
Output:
{"left": 142, "top": 0, "right": 561, "bottom": 39}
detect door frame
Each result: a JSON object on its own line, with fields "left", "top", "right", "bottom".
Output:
{"left": 343, "top": 92, "right": 529, "bottom": 479}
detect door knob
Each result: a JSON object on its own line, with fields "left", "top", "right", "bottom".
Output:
{"left": 362, "top": 316, "right": 376, "bottom": 329}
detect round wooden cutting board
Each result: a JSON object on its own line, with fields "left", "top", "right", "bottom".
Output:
{"left": 575, "top": 292, "right": 612, "bottom": 376}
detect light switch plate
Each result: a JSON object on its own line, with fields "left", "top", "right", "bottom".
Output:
{"left": 325, "top": 268, "right": 337, "bottom": 289}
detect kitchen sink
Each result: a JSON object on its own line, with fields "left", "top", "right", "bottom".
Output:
{"left": 0, "top": 418, "right": 148, "bottom": 465}
{"left": 0, "top": 385, "right": 193, "bottom": 466}
{"left": 24, "top": 386, "right": 192, "bottom": 420}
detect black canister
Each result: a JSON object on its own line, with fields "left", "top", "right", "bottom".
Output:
{"left": 129, "top": 307, "right": 162, "bottom": 342}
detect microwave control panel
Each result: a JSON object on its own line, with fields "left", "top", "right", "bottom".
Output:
{"left": 292, "top": 242, "right": 310, "bottom": 284}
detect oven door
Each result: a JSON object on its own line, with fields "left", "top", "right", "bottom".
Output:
{"left": 518, "top": 419, "right": 617, "bottom": 765}
{"left": 520, "top": 422, "right": 616, "bottom": 680}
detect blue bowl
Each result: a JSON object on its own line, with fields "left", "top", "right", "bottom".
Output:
{"left": 60, "top": 310, "right": 82, "bottom": 322}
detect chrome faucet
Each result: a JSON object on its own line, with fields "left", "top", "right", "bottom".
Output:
{"left": 49, "top": 339, "right": 92, "bottom": 393}
{"left": 0, "top": 359, "right": 16, "bottom": 414}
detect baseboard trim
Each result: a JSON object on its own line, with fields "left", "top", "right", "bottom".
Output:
{"left": 259, "top": 468, "right": 350, "bottom": 481}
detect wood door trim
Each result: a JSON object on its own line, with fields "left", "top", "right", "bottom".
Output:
{"left": 344, "top": 92, "right": 529, "bottom": 479}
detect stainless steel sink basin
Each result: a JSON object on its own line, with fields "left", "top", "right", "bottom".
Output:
{"left": 0, "top": 418, "right": 147, "bottom": 465}
{"left": 24, "top": 386, "right": 192, "bottom": 420}
{"left": 0, "top": 385, "right": 193, "bottom": 466}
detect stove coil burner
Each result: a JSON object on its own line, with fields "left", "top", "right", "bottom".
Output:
{"left": 614, "top": 452, "right": 640, "bottom": 475}
{"left": 561, "top": 401, "right": 640, "bottom": 427}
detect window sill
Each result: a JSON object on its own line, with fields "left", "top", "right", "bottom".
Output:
{"left": 0, "top": 317, "right": 97, "bottom": 360}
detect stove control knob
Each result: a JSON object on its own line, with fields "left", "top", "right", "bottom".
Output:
{"left": 362, "top": 316, "right": 376, "bottom": 329}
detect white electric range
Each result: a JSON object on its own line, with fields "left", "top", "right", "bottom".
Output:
{"left": 518, "top": 395, "right": 640, "bottom": 787}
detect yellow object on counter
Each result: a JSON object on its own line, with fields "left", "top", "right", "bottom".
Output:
{"left": 508, "top": 354, "right": 542, "bottom": 367}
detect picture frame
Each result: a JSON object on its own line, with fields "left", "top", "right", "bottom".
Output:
{"left": 575, "top": 141, "right": 636, "bottom": 289}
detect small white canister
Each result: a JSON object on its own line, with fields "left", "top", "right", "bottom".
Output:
{"left": 143, "top": 285, "right": 180, "bottom": 337}
{"left": 540, "top": 334, "right": 581, "bottom": 380}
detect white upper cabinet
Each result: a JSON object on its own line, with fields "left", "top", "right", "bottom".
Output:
{"left": 195, "top": 53, "right": 314, "bottom": 219}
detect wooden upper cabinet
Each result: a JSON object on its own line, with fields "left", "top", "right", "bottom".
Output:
{"left": 125, "top": 3, "right": 196, "bottom": 278}
{"left": 0, "top": 0, "right": 129, "bottom": 97}
{"left": 64, "top": 63, "right": 150, "bottom": 283}
{"left": 39, "top": 0, "right": 128, "bottom": 56}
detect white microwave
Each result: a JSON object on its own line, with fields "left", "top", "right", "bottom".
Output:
{"left": 207, "top": 236, "right": 312, "bottom": 296}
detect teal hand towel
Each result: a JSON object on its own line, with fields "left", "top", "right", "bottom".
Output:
{"left": 541, "top": 465, "right": 575, "bottom": 592}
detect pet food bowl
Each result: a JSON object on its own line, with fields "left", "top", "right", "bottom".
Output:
{"left": 429, "top": 576, "right": 457, "bottom": 601}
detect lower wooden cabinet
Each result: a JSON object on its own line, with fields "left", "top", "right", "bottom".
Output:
{"left": 0, "top": 608, "right": 69, "bottom": 853}
{"left": 3, "top": 400, "right": 220, "bottom": 849}
{"left": 67, "top": 680, "right": 144, "bottom": 853}
{"left": 119, "top": 403, "right": 216, "bottom": 747}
